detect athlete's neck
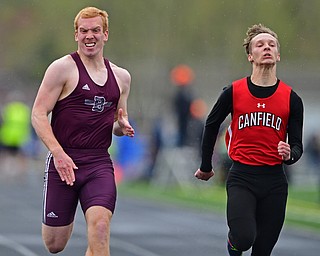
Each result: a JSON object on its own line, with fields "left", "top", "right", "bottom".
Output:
{"left": 77, "top": 51, "right": 105, "bottom": 70}
{"left": 250, "top": 68, "right": 277, "bottom": 87}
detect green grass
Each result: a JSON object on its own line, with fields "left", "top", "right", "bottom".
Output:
{"left": 118, "top": 181, "right": 320, "bottom": 233}
{"left": 286, "top": 186, "right": 320, "bottom": 231}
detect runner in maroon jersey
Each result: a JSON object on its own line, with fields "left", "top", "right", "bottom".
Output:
{"left": 31, "top": 7, "right": 134, "bottom": 255}
{"left": 195, "top": 24, "right": 303, "bottom": 256}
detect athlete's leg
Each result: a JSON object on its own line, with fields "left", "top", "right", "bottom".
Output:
{"left": 251, "top": 190, "right": 287, "bottom": 256}
{"left": 42, "top": 223, "right": 73, "bottom": 253}
{"left": 227, "top": 238, "right": 243, "bottom": 256}
{"left": 85, "top": 206, "right": 113, "bottom": 256}
{"left": 42, "top": 154, "right": 79, "bottom": 253}
{"left": 77, "top": 152, "right": 116, "bottom": 255}
{"left": 227, "top": 185, "right": 257, "bottom": 253}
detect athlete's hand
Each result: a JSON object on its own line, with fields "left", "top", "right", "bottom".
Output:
{"left": 53, "top": 150, "right": 78, "bottom": 186}
{"left": 117, "top": 108, "right": 135, "bottom": 137}
{"left": 194, "top": 169, "right": 215, "bottom": 181}
{"left": 278, "top": 141, "right": 291, "bottom": 161}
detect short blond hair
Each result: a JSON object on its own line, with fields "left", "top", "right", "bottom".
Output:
{"left": 74, "top": 6, "right": 109, "bottom": 32}
{"left": 243, "top": 24, "right": 280, "bottom": 55}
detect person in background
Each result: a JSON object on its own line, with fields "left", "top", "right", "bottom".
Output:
{"left": 186, "top": 98, "right": 207, "bottom": 152}
{"left": 195, "top": 24, "right": 303, "bottom": 256}
{"left": 171, "top": 64, "right": 195, "bottom": 147}
{"left": 305, "top": 132, "right": 320, "bottom": 202}
{"left": 0, "top": 93, "right": 31, "bottom": 173}
{"left": 31, "top": 6, "right": 134, "bottom": 256}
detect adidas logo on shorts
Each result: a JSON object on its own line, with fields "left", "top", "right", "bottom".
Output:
{"left": 47, "top": 212, "right": 58, "bottom": 218}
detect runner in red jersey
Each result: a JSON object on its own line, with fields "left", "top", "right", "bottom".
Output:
{"left": 32, "top": 7, "right": 134, "bottom": 256}
{"left": 195, "top": 24, "right": 303, "bottom": 256}
{"left": 226, "top": 77, "right": 291, "bottom": 166}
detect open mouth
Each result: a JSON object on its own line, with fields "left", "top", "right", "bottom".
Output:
{"left": 262, "top": 53, "right": 273, "bottom": 60}
{"left": 85, "top": 42, "right": 96, "bottom": 48}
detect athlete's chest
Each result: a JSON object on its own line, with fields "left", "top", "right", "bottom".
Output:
{"left": 233, "top": 83, "right": 290, "bottom": 117}
{"left": 85, "top": 67, "right": 108, "bottom": 86}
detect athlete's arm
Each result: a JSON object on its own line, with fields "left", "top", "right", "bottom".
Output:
{"left": 284, "top": 90, "right": 304, "bottom": 165}
{"left": 111, "top": 63, "right": 135, "bottom": 137}
{"left": 199, "top": 85, "right": 233, "bottom": 172}
{"left": 31, "top": 56, "right": 78, "bottom": 185}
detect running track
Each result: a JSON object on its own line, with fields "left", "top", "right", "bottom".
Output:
{"left": 1, "top": 169, "right": 319, "bottom": 256}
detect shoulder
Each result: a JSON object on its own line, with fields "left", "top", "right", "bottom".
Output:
{"left": 222, "top": 84, "right": 232, "bottom": 93}
{"left": 290, "top": 89, "right": 302, "bottom": 100}
{"left": 290, "top": 90, "right": 304, "bottom": 108}
{"left": 278, "top": 80, "right": 294, "bottom": 95}
{"left": 212, "top": 84, "right": 232, "bottom": 107}
{"left": 280, "top": 80, "right": 303, "bottom": 106}
{"left": 220, "top": 84, "right": 232, "bottom": 99}
{"left": 45, "top": 54, "right": 76, "bottom": 78}
{"left": 40, "top": 54, "right": 78, "bottom": 99}
{"left": 109, "top": 62, "right": 131, "bottom": 89}
{"left": 232, "top": 77, "right": 247, "bottom": 86}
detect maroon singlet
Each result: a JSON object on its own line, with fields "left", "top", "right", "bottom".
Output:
{"left": 51, "top": 52, "right": 120, "bottom": 149}
{"left": 43, "top": 52, "right": 120, "bottom": 226}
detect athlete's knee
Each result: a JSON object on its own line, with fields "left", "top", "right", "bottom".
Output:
{"left": 93, "top": 218, "right": 110, "bottom": 241}
{"left": 229, "top": 231, "right": 255, "bottom": 252}
{"left": 86, "top": 206, "right": 112, "bottom": 241}
{"left": 42, "top": 224, "right": 72, "bottom": 254}
{"left": 236, "top": 236, "right": 254, "bottom": 252}
{"left": 43, "top": 234, "right": 69, "bottom": 253}
{"left": 44, "top": 239, "right": 67, "bottom": 254}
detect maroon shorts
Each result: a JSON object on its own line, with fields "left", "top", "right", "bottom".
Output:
{"left": 42, "top": 148, "right": 116, "bottom": 227}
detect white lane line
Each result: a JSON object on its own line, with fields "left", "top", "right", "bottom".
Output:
{"left": 0, "top": 234, "right": 40, "bottom": 256}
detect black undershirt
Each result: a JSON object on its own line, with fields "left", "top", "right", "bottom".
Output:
{"left": 200, "top": 77, "right": 304, "bottom": 172}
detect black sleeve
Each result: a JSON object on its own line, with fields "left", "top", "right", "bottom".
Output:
{"left": 200, "top": 86, "right": 232, "bottom": 172}
{"left": 284, "top": 90, "right": 304, "bottom": 165}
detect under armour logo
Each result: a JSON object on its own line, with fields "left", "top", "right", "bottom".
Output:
{"left": 85, "top": 96, "right": 112, "bottom": 112}
{"left": 257, "top": 103, "right": 266, "bottom": 108}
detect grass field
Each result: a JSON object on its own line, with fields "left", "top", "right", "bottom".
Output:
{"left": 118, "top": 181, "right": 320, "bottom": 233}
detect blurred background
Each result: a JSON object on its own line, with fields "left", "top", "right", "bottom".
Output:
{"left": 0, "top": 0, "right": 320, "bottom": 243}
{"left": 1, "top": 0, "right": 319, "bottom": 183}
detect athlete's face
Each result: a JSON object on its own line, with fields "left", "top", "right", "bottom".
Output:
{"left": 75, "top": 16, "right": 108, "bottom": 57}
{"left": 248, "top": 33, "right": 280, "bottom": 66}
